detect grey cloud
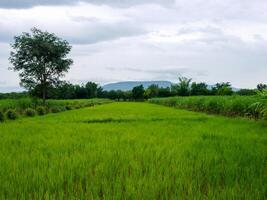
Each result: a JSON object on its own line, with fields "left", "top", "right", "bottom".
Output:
{"left": 64, "top": 22, "right": 147, "bottom": 44}
{"left": 0, "top": 0, "right": 174, "bottom": 9}
{"left": 0, "top": 20, "right": 147, "bottom": 45}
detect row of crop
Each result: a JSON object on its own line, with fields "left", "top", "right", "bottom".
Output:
{"left": 149, "top": 96, "right": 267, "bottom": 120}
{"left": 0, "top": 99, "right": 112, "bottom": 122}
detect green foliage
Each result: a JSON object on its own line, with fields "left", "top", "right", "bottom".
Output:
{"left": 145, "top": 84, "right": 159, "bottom": 98}
{"left": 236, "top": 89, "right": 257, "bottom": 96}
{"left": 212, "top": 82, "right": 233, "bottom": 96}
{"left": 65, "top": 105, "right": 72, "bottom": 110}
{"left": 50, "top": 106, "right": 66, "bottom": 113}
{"left": 0, "top": 103, "right": 266, "bottom": 199}
{"left": 191, "top": 82, "right": 209, "bottom": 96}
{"left": 257, "top": 83, "right": 267, "bottom": 91}
{"left": 24, "top": 108, "right": 36, "bottom": 117}
{"left": 246, "top": 102, "right": 265, "bottom": 119}
{"left": 172, "top": 77, "right": 192, "bottom": 96}
{"left": 0, "top": 111, "right": 4, "bottom": 122}
{"left": 36, "top": 106, "right": 46, "bottom": 115}
{"left": 5, "top": 109, "right": 18, "bottom": 120}
{"left": 256, "top": 89, "right": 267, "bottom": 98}
{"left": 149, "top": 96, "right": 267, "bottom": 120}
{"left": 9, "top": 28, "right": 73, "bottom": 103}
{"left": 132, "top": 85, "right": 145, "bottom": 100}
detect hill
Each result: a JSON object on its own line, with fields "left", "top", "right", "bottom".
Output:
{"left": 102, "top": 81, "right": 172, "bottom": 91}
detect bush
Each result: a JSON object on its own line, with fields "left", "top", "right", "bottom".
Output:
{"left": 36, "top": 106, "right": 46, "bottom": 115}
{"left": 24, "top": 108, "right": 36, "bottom": 117}
{"left": 0, "top": 111, "right": 4, "bottom": 122}
{"left": 51, "top": 106, "right": 66, "bottom": 113}
{"left": 246, "top": 102, "right": 265, "bottom": 119}
{"left": 65, "top": 105, "right": 72, "bottom": 110}
{"left": 74, "top": 104, "right": 82, "bottom": 109}
{"left": 262, "top": 108, "right": 267, "bottom": 120}
{"left": 5, "top": 109, "right": 18, "bottom": 120}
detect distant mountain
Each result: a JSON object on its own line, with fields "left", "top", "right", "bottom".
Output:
{"left": 103, "top": 81, "right": 172, "bottom": 91}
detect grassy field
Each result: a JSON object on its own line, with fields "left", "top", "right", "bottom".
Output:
{"left": 0, "top": 102, "right": 266, "bottom": 199}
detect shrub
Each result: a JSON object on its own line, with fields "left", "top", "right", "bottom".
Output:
{"left": 51, "top": 106, "right": 66, "bottom": 113}
{"left": 74, "top": 104, "right": 82, "bottom": 109}
{"left": 65, "top": 105, "right": 72, "bottom": 110}
{"left": 5, "top": 109, "right": 18, "bottom": 120}
{"left": 246, "top": 102, "right": 265, "bottom": 119}
{"left": 262, "top": 108, "right": 267, "bottom": 120}
{"left": 24, "top": 108, "right": 36, "bottom": 117}
{"left": 36, "top": 106, "right": 46, "bottom": 115}
{"left": 0, "top": 111, "right": 4, "bottom": 122}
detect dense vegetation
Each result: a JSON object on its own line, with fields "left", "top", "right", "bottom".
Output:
{"left": 0, "top": 103, "right": 266, "bottom": 199}
{"left": 149, "top": 96, "right": 267, "bottom": 120}
{"left": 2, "top": 80, "right": 264, "bottom": 102}
{"left": 0, "top": 98, "right": 111, "bottom": 122}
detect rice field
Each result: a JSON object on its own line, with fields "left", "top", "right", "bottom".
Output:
{"left": 0, "top": 102, "right": 266, "bottom": 199}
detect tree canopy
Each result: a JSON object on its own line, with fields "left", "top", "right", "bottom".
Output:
{"left": 9, "top": 28, "right": 73, "bottom": 103}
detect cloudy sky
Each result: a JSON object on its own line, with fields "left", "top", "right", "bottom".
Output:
{"left": 0, "top": 0, "right": 267, "bottom": 91}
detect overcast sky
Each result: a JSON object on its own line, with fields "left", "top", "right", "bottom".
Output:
{"left": 0, "top": 0, "right": 266, "bottom": 91}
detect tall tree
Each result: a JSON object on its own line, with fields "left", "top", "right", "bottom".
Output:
{"left": 146, "top": 84, "right": 159, "bottom": 98}
{"left": 85, "top": 82, "right": 98, "bottom": 98}
{"left": 9, "top": 28, "right": 73, "bottom": 103}
{"left": 172, "top": 77, "right": 192, "bottom": 96}
{"left": 132, "top": 85, "right": 145, "bottom": 100}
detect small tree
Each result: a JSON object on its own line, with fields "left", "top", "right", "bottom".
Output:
{"left": 132, "top": 85, "right": 145, "bottom": 100}
{"left": 9, "top": 28, "right": 73, "bottom": 103}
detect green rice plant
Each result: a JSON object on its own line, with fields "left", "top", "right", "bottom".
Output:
{"left": 5, "top": 109, "right": 18, "bottom": 120}
{"left": 0, "top": 102, "right": 266, "bottom": 199}
{"left": 24, "top": 108, "right": 36, "bottom": 117}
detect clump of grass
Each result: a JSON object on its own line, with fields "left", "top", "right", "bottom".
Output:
{"left": 5, "top": 109, "right": 18, "bottom": 120}
{"left": 24, "top": 108, "right": 36, "bottom": 117}
{"left": 0, "top": 110, "right": 4, "bottom": 122}
{"left": 36, "top": 106, "right": 46, "bottom": 115}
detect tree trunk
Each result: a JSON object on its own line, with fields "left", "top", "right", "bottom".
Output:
{"left": 42, "top": 85, "right": 46, "bottom": 105}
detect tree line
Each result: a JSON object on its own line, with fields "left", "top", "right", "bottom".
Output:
{"left": 1, "top": 78, "right": 263, "bottom": 101}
